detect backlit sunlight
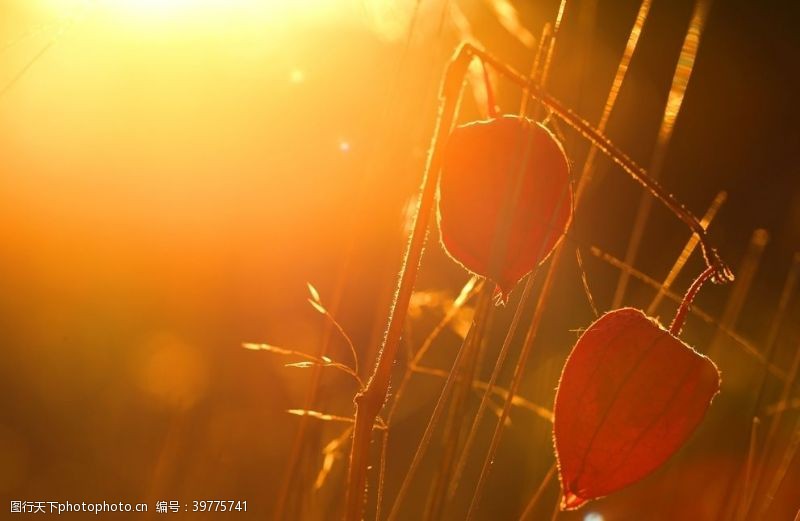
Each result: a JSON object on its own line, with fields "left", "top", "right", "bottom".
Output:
{"left": 3, "top": 0, "right": 798, "bottom": 519}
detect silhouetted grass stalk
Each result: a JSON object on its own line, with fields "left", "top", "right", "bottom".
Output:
{"left": 385, "top": 288, "right": 493, "bottom": 520}
{"left": 344, "top": 41, "right": 732, "bottom": 520}
{"left": 343, "top": 45, "right": 473, "bottom": 521}
{"left": 422, "top": 290, "right": 494, "bottom": 520}
{"left": 612, "top": 0, "right": 714, "bottom": 307}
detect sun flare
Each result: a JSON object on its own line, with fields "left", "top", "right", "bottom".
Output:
{"left": 5, "top": 0, "right": 795, "bottom": 519}
{"left": 43, "top": 0, "right": 354, "bottom": 23}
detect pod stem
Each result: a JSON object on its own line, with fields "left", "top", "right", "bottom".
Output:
{"left": 342, "top": 44, "right": 471, "bottom": 521}
{"left": 481, "top": 58, "right": 498, "bottom": 119}
{"left": 468, "top": 42, "right": 733, "bottom": 285}
{"left": 669, "top": 265, "right": 716, "bottom": 336}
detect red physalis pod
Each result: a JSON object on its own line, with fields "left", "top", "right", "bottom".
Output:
{"left": 553, "top": 307, "right": 721, "bottom": 510}
{"left": 438, "top": 115, "right": 572, "bottom": 303}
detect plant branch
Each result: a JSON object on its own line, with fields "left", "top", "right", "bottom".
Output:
{"left": 668, "top": 265, "right": 716, "bottom": 335}
{"left": 459, "top": 43, "right": 733, "bottom": 285}
{"left": 342, "top": 45, "right": 473, "bottom": 521}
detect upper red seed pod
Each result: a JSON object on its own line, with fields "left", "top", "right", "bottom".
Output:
{"left": 438, "top": 115, "right": 572, "bottom": 303}
{"left": 552, "top": 307, "right": 721, "bottom": 510}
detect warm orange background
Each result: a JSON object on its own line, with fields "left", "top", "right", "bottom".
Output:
{"left": 1, "top": 1, "right": 799, "bottom": 519}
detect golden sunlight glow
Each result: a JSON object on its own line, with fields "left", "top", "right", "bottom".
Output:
{"left": 3, "top": 0, "right": 797, "bottom": 518}
{"left": 101, "top": 0, "right": 336, "bottom": 18}
{"left": 108, "top": 0, "right": 201, "bottom": 15}
{"left": 40, "top": 0, "right": 408, "bottom": 25}
{"left": 37, "top": 0, "right": 426, "bottom": 43}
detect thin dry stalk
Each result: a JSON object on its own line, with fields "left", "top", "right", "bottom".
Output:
{"left": 612, "top": 0, "right": 715, "bottom": 307}
{"left": 519, "top": 23, "right": 552, "bottom": 116}
{"left": 306, "top": 284, "right": 361, "bottom": 375}
{"left": 647, "top": 191, "right": 727, "bottom": 315}
{"left": 549, "top": 497, "right": 561, "bottom": 521}
{"left": 447, "top": 6, "right": 569, "bottom": 507}
{"left": 719, "top": 252, "right": 800, "bottom": 521}
{"left": 465, "top": 43, "right": 732, "bottom": 281}
{"left": 438, "top": 16, "right": 564, "bottom": 510}
{"left": 755, "top": 408, "right": 800, "bottom": 519}
{"left": 483, "top": 394, "right": 513, "bottom": 427}
{"left": 386, "top": 289, "right": 493, "bottom": 521}
{"left": 465, "top": 244, "right": 562, "bottom": 520}
{"left": 372, "top": 278, "right": 481, "bottom": 519}
{"left": 346, "top": 39, "right": 734, "bottom": 519}
{"left": 575, "top": 0, "right": 653, "bottom": 196}
{"left": 524, "top": 10, "right": 656, "bottom": 520}
{"left": 752, "top": 253, "right": 800, "bottom": 408}
{"left": 412, "top": 365, "right": 553, "bottom": 422}
{"left": 519, "top": 463, "right": 557, "bottom": 521}
{"left": 375, "top": 428, "right": 389, "bottom": 521}
{"left": 764, "top": 398, "right": 800, "bottom": 417}
{"left": 743, "top": 339, "right": 800, "bottom": 519}
{"left": 287, "top": 409, "right": 359, "bottom": 426}
{"left": 473, "top": 4, "right": 717, "bottom": 507}
{"left": 589, "top": 246, "right": 785, "bottom": 378}
{"left": 315, "top": 427, "right": 354, "bottom": 490}
{"left": 343, "top": 46, "right": 473, "bottom": 521}
{"left": 385, "top": 277, "right": 483, "bottom": 427}
{"left": 733, "top": 417, "right": 761, "bottom": 520}
{"left": 575, "top": 247, "right": 599, "bottom": 317}
{"left": 706, "top": 229, "right": 769, "bottom": 358}
{"left": 529, "top": 0, "right": 566, "bottom": 121}
{"left": 272, "top": 273, "right": 356, "bottom": 520}
{"left": 484, "top": 0, "right": 537, "bottom": 49}
{"left": 464, "top": 236, "right": 719, "bottom": 517}
{"left": 446, "top": 273, "right": 539, "bottom": 502}
{"left": 422, "top": 292, "right": 494, "bottom": 520}
{"left": 243, "top": 343, "right": 363, "bottom": 388}
{"left": 275, "top": 5, "right": 429, "bottom": 517}
{"left": 460, "top": 2, "right": 695, "bottom": 506}
{"left": 669, "top": 265, "right": 716, "bottom": 335}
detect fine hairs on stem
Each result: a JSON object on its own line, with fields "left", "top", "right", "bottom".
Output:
{"left": 342, "top": 40, "right": 734, "bottom": 520}
{"left": 342, "top": 44, "right": 473, "bottom": 521}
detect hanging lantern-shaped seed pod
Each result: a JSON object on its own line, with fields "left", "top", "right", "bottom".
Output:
{"left": 438, "top": 115, "right": 572, "bottom": 303}
{"left": 552, "top": 267, "right": 721, "bottom": 510}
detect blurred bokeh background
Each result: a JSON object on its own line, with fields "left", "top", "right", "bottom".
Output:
{"left": 1, "top": 0, "right": 798, "bottom": 519}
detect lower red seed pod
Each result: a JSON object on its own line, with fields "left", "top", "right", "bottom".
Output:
{"left": 438, "top": 115, "right": 572, "bottom": 303}
{"left": 553, "top": 268, "right": 721, "bottom": 510}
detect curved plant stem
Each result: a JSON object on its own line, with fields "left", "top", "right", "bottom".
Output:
{"left": 612, "top": 0, "right": 714, "bottom": 307}
{"left": 668, "top": 265, "right": 716, "bottom": 336}
{"left": 344, "top": 40, "right": 734, "bottom": 520}
{"left": 647, "top": 191, "right": 727, "bottom": 316}
{"left": 459, "top": 43, "right": 732, "bottom": 284}
{"left": 343, "top": 46, "right": 473, "bottom": 521}
{"left": 589, "top": 245, "right": 783, "bottom": 378}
